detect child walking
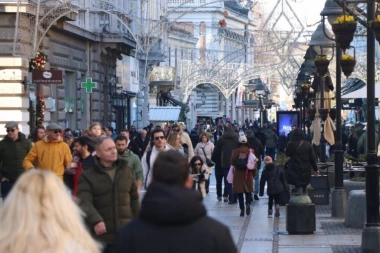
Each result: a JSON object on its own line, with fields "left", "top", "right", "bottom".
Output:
{"left": 259, "top": 156, "right": 288, "bottom": 218}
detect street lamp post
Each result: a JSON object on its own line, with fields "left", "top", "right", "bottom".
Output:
{"left": 320, "top": 0, "right": 346, "bottom": 219}
{"left": 321, "top": 1, "right": 380, "bottom": 251}
{"left": 309, "top": 23, "right": 335, "bottom": 164}
{"left": 250, "top": 78, "right": 267, "bottom": 127}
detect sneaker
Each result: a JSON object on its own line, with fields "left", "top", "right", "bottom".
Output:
{"left": 240, "top": 209, "right": 245, "bottom": 217}
{"left": 254, "top": 195, "right": 260, "bottom": 200}
{"left": 275, "top": 204, "right": 280, "bottom": 217}
{"left": 217, "top": 196, "right": 222, "bottom": 201}
{"left": 223, "top": 196, "right": 228, "bottom": 202}
{"left": 268, "top": 209, "right": 273, "bottom": 218}
{"left": 246, "top": 205, "right": 251, "bottom": 215}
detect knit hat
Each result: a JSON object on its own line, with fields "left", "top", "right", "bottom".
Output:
{"left": 238, "top": 135, "right": 248, "bottom": 144}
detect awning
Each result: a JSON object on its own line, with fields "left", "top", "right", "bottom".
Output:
{"left": 149, "top": 106, "right": 181, "bottom": 122}
{"left": 342, "top": 84, "right": 380, "bottom": 99}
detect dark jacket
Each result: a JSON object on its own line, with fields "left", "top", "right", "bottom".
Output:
{"left": 114, "top": 182, "right": 237, "bottom": 253}
{"left": 211, "top": 143, "right": 223, "bottom": 176}
{"left": 78, "top": 157, "right": 140, "bottom": 244}
{"left": 259, "top": 163, "right": 288, "bottom": 196}
{"left": 0, "top": 133, "right": 32, "bottom": 182}
{"left": 278, "top": 135, "right": 287, "bottom": 152}
{"left": 285, "top": 129, "right": 318, "bottom": 187}
{"left": 215, "top": 129, "right": 239, "bottom": 168}
{"left": 246, "top": 134, "right": 264, "bottom": 159}
{"left": 132, "top": 136, "right": 150, "bottom": 159}
{"left": 264, "top": 128, "right": 278, "bottom": 149}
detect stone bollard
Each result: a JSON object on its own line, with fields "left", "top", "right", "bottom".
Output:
{"left": 286, "top": 193, "right": 316, "bottom": 234}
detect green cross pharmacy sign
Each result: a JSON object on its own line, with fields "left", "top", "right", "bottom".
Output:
{"left": 81, "top": 77, "right": 97, "bottom": 93}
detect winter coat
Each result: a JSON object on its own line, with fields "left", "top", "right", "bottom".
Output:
{"left": 194, "top": 141, "right": 214, "bottom": 173}
{"left": 215, "top": 129, "right": 239, "bottom": 168}
{"left": 0, "top": 133, "right": 32, "bottom": 182}
{"left": 114, "top": 182, "right": 237, "bottom": 253}
{"left": 179, "top": 131, "right": 194, "bottom": 159}
{"left": 118, "top": 149, "right": 144, "bottom": 182}
{"left": 246, "top": 134, "right": 264, "bottom": 162}
{"left": 132, "top": 136, "right": 150, "bottom": 159}
{"left": 357, "top": 131, "right": 380, "bottom": 155}
{"left": 23, "top": 136, "right": 72, "bottom": 180}
{"left": 278, "top": 135, "right": 287, "bottom": 152}
{"left": 78, "top": 157, "right": 139, "bottom": 244}
{"left": 285, "top": 129, "right": 318, "bottom": 187}
{"left": 259, "top": 163, "right": 288, "bottom": 196}
{"left": 264, "top": 129, "right": 278, "bottom": 149}
{"left": 211, "top": 144, "right": 223, "bottom": 176}
{"left": 230, "top": 145, "right": 256, "bottom": 193}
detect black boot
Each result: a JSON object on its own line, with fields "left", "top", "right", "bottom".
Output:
{"left": 246, "top": 205, "right": 251, "bottom": 215}
{"left": 240, "top": 209, "right": 245, "bottom": 217}
{"left": 254, "top": 194, "right": 260, "bottom": 200}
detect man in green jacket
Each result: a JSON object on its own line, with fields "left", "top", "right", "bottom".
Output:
{"left": 115, "top": 135, "right": 144, "bottom": 196}
{"left": 78, "top": 137, "right": 139, "bottom": 252}
{"left": 0, "top": 121, "right": 32, "bottom": 199}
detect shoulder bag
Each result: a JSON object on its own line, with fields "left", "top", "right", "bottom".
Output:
{"left": 201, "top": 147, "right": 214, "bottom": 167}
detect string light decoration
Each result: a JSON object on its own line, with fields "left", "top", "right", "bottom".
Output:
{"left": 36, "top": 94, "right": 45, "bottom": 126}
{"left": 29, "top": 52, "right": 48, "bottom": 72}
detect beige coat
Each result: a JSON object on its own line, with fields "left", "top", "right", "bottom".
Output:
{"left": 194, "top": 141, "right": 214, "bottom": 174}
{"left": 179, "top": 131, "right": 194, "bottom": 159}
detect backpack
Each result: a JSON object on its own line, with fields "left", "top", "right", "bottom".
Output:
{"left": 144, "top": 150, "right": 152, "bottom": 189}
{"left": 235, "top": 156, "right": 248, "bottom": 171}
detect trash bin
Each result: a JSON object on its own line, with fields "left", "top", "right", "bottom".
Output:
{"left": 310, "top": 176, "right": 330, "bottom": 205}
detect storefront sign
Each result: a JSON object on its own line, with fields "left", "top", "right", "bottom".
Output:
{"left": 32, "top": 70, "right": 63, "bottom": 84}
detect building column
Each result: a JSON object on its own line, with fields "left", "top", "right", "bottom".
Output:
{"left": 231, "top": 91, "right": 236, "bottom": 122}
{"left": 0, "top": 57, "right": 31, "bottom": 137}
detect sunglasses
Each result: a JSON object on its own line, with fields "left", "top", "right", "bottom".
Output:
{"left": 53, "top": 130, "right": 62, "bottom": 134}
{"left": 154, "top": 136, "right": 165, "bottom": 141}
{"left": 194, "top": 163, "right": 202, "bottom": 166}
{"left": 6, "top": 128, "right": 16, "bottom": 133}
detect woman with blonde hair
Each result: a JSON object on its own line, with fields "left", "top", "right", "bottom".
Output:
{"left": 0, "top": 170, "right": 102, "bottom": 253}
{"left": 166, "top": 132, "right": 184, "bottom": 155}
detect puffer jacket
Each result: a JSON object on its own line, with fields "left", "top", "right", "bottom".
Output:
{"left": 78, "top": 157, "right": 139, "bottom": 244}
{"left": 22, "top": 135, "right": 72, "bottom": 179}
{"left": 285, "top": 128, "right": 318, "bottom": 187}
{"left": 0, "top": 133, "right": 32, "bottom": 182}
{"left": 264, "top": 129, "right": 278, "bottom": 149}
{"left": 194, "top": 141, "right": 214, "bottom": 173}
{"left": 260, "top": 163, "right": 288, "bottom": 196}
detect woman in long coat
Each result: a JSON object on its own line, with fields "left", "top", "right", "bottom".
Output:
{"left": 230, "top": 136, "right": 257, "bottom": 217}
{"left": 285, "top": 128, "right": 319, "bottom": 194}
{"left": 194, "top": 133, "right": 214, "bottom": 194}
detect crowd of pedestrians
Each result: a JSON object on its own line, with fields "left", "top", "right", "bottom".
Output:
{"left": 0, "top": 118, "right": 321, "bottom": 252}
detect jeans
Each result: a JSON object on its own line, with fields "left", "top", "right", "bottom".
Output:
{"left": 1, "top": 180, "right": 14, "bottom": 200}
{"left": 223, "top": 167, "right": 236, "bottom": 203}
{"left": 237, "top": 192, "right": 251, "bottom": 210}
{"left": 266, "top": 148, "right": 276, "bottom": 161}
{"left": 268, "top": 194, "right": 280, "bottom": 210}
{"left": 215, "top": 174, "right": 227, "bottom": 197}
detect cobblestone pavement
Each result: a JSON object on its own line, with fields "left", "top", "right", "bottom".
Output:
{"left": 204, "top": 179, "right": 364, "bottom": 253}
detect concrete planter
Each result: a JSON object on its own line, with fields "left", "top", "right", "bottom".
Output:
{"left": 344, "top": 180, "right": 365, "bottom": 199}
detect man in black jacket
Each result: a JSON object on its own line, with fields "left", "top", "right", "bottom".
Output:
{"left": 115, "top": 150, "right": 237, "bottom": 253}
{"left": 213, "top": 123, "right": 239, "bottom": 204}
{"left": 0, "top": 121, "right": 32, "bottom": 199}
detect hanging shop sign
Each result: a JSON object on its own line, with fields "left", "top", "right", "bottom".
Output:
{"left": 32, "top": 70, "right": 63, "bottom": 84}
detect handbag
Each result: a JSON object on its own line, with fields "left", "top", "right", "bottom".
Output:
{"left": 201, "top": 147, "right": 214, "bottom": 167}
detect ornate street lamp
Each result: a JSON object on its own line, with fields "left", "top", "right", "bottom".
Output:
{"left": 319, "top": 0, "right": 346, "bottom": 219}
{"left": 322, "top": 1, "right": 380, "bottom": 252}
{"left": 309, "top": 24, "right": 336, "bottom": 163}
{"left": 195, "top": 93, "right": 206, "bottom": 109}
{"left": 251, "top": 78, "right": 267, "bottom": 127}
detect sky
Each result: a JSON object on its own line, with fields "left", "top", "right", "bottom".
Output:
{"left": 259, "top": 0, "right": 326, "bottom": 31}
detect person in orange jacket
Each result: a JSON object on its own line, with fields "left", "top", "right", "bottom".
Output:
{"left": 23, "top": 123, "right": 72, "bottom": 180}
